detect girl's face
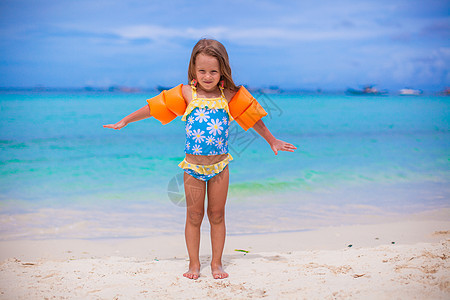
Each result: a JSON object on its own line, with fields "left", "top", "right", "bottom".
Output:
{"left": 194, "top": 53, "right": 221, "bottom": 92}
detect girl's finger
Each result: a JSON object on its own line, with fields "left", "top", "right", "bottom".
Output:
{"left": 283, "top": 145, "right": 296, "bottom": 151}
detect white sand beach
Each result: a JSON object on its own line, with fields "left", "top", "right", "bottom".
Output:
{"left": 0, "top": 218, "right": 449, "bottom": 299}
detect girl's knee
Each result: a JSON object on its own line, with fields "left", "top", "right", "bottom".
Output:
{"left": 187, "top": 210, "right": 204, "bottom": 226}
{"left": 207, "top": 209, "right": 225, "bottom": 225}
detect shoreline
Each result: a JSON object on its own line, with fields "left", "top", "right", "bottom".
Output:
{"left": 1, "top": 195, "right": 449, "bottom": 241}
{"left": 1, "top": 219, "right": 449, "bottom": 262}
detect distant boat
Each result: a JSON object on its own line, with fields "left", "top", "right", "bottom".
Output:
{"left": 259, "top": 86, "right": 282, "bottom": 94}
{"left": 107, "top": 85, "right": 141, "bottom": 93}
{"left": 346, "top": 85, "right": 387, "bottom": 96}
{"left": 399, "top": 88, "right": 422, "bottom": 96}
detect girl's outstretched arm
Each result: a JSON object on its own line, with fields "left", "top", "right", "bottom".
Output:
{"left": 103, "top": 105, "right": 151, "bottom": 130}
{"left": 252, "top": 119, "right": 297, "bottom": 155}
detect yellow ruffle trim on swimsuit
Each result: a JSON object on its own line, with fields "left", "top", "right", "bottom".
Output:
{"left": 181, "top": 97, "right": 234, "bottom": 122}
{"left": 178, "top": 154, "right": 233, "bottom": 175}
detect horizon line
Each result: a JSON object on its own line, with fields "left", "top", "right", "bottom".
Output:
{"left": 0, "top": 85, "right": 448, "bottom": 94}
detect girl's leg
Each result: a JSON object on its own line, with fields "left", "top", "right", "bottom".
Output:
{"left": 183, "top": 172, "right": 206, "bottom": 280}
{"left": 206, "top": 166, "right": 229, "bottom": 279}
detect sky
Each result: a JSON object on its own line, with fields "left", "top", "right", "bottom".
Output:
{"left": 0, "top": 0, "right": 449, "bottom": 91}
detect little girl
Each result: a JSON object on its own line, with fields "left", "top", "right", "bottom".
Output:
{"left": 104, "top": 39, "right": 297, "bottom": 280}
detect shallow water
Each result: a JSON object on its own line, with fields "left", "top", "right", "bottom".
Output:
{"left": 1, "top": 91, "right": 449, "bottom": 239}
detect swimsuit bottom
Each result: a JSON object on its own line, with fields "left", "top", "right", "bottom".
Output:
{"left": 178, "top": 153, "right": 233, "bottom": 182}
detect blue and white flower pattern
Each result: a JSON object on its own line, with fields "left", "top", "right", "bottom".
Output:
{"left": 194, "top": 108, "right": 210, "bottom": 123}
{"left": 205, "top": 136, "right": 215, "bottom": 145}
{"left": 192, "top": 144, "right": 202, "bottom": 154}
{"left": 191, "top": 129, "right": 205, "bottom": 144}
{"left": 185, "top": 124, "right": 192, "bottom": 137}
{"left": 207, "top": 119, "right": 223, "bottom": 136}
{"left": 185, "top": 106, "right": 229, "bottom": 155}
{"left": 215, "top": 137, "right": 224, "bottom": 150}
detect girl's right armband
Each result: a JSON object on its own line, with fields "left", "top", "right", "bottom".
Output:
{"left": 146, "top": 84, "right": 187, "bottom": 125}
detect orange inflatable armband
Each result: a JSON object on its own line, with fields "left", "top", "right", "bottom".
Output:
{"left": 229, "top": 86, "right": 268, "bottom": 131}
{"left": 146, "top": 84, "right": 187, "bottom": 125}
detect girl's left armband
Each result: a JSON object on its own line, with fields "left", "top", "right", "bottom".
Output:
{"left": 146, "top": 84, "right": 186, "bottom": 125}
{"left": 229, "top": 86, "right": 268, "bottom": 131}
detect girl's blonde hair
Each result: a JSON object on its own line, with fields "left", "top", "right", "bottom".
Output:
{"left": 188, "top": 39, "right": 239, "bottom": 91}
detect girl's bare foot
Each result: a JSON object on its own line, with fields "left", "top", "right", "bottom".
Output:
{"left": 211, "top": 263, "right": 228, "bottom": 279}
{"left": 183, "top": 263, "right": 200, "bottom": 280}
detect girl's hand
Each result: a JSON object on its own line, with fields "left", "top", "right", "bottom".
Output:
{"left": 270, "top": 139, "right": 297, "bottom": 155}
{"left": 103, "top": 120, "right": 127, "bottom": 130}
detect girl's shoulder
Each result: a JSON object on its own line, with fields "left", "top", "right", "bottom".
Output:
{"left": 224, "top": 87, "right": 239, "bottom": 103}
{"left": 181, "top": 84, "right": 193, "bottom": 104}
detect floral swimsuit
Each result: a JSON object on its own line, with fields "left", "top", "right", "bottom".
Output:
{"left": 178, "top": 85, "right": 233, "bottom": 181}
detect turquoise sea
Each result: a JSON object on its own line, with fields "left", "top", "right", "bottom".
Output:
{"left": 0, "top": 91, "right": 449, "bottom": 240}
